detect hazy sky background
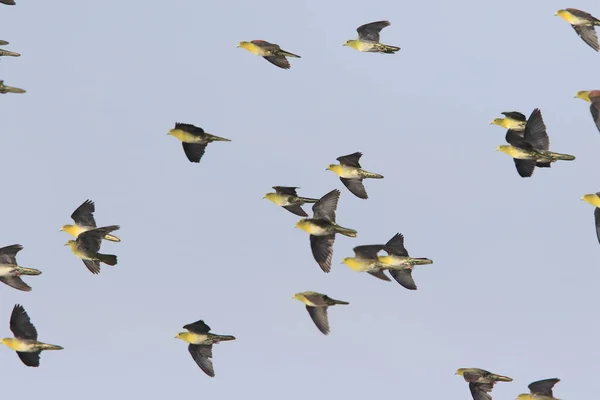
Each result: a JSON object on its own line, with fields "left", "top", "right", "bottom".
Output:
{"left": 1, "top": 0, "right": 599, "bottom": 398}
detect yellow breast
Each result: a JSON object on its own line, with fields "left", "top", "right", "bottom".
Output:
{"left": 2, "top": 338, "right": 33, "bottom": 352}
{"left": 239, "top": 42, "right": 269, "bottom": 56}
{"left": 168, "top": 129, "right": 203, "bottom": 143}
{"left": 327, "top": 165, "right": 359, "bottom": 178}
{"left": 557, "top": 10, "right": 586, "bottom": 24}
{"left": 178, "top": 332, "right": 209, "bottom": 345}
{"left": 265, "top": 193, "right": 288, "bottom": 206}
{"left": 295, "top": 220, "right": 327, "bottom": 235}
{"left": 342, "top": 257, "right": 372, "bottom": 272}
{"left": 582, "top": 194, "right": 600, "bottom": 208}
{"left": 62, "top": 224, "right": 87, "bottom": 238}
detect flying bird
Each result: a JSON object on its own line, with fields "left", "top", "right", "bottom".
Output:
{"left": 575, "top": 90, "right": 600, "bottom": 133}
{"left": 327, "top": 152, "right": 383, "bottom": 199}
{"left": 65, "top": 225, "right": 119, "bottom": 274}
{"left": 555, "top": 8, "right": 600, "bottom": 51}
{"left": 517, "top": 378, "right": 561, "bottom": 400}
{"left": 343, "top": 20, "right": 400, "bottom": 53}
{"left": 60, "top": 199, "right": 121, "bottom": 242}
{"left": 293, "top": 291, "right": 349, "bottom": 335}
{"left": 580, "top": 192, "right": 600, "bottom": 244}
{"left": 294, "top": 189, "right": 357, "bottom": 273}
{"left": 496, "top": 109, "right": 575, "bottom": 177}
{"left": 167, "top": 122, "right": 231, "bottom": 163}
{"left": 455, "top": 368, "right": 513, "bottom": 400}
{"left": 341, "top": 244, "right": 391, "bottom": 282}
{"left": 0, "top": 245, "right": 41, "bottom": 292}
{"left": 0, "top": 80, "right": 25, "bottom": 94}
{"left": 1, "top": 304, "right": 63, "bottom": 367}
{"left": 263, "top": 186, "right": 319, "bottom": 217}
{"left": 377, "top": 233, "right": 433, "bottom": 290}
{"left": 237, "top": 40, "right": 301, "bottom": 69}
{"left": 0, "top": 0, "right": 16, "bottom": 5}
{"left": 175, "top": 319, "right": 235, "bottom": 377}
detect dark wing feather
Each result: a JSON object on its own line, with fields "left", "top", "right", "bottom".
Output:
{"left": 501, "top": 111, "right": 526, "bottom": 121}
{"left": 384, "top": 233, "right": 409, "bottom": 256}
{"left": 312, "top": 189, "right": 340, "bottom": 221}
{"left": 71, "top": 200, "right": 96, "bottom": 227}
{"left": 10, "top": 304, "right": 37, "bottom": 340}
{"left": 305, "top": 306, "right": 329, "bottom": 335}
{"left": 188, "top": 344, "right": 215, "bottom": 377}
{"left": 82, "top": 260, "right": 101, "bottom": 274}
{"left": 566, "top": 8, "right": 598, "bottom": 21}
{"left": 340, "top": 178, "right": 368, "bottom": 199}
{"left": 0, "top": 276, "right": 31, "bottom": 291}
{"left": 589, "top": 102, "right": 600, "bottom": 133}
{"left": 356, "top": 21, "right": 390, "bottom": 42}
{"left": 301, "top": 293, "right": 329, "bottom": 306}
{"left": 336, "top": 152, "right": 362, "bottom": 168}
{"left": 389, "top": 269, "right": 417, "bottom": 290}
{"left": 523, "top": 108, "right": 549, "bottom": 150}
{"left": 528, "top": 378, "right": 560, "bottom": 397}
{"left": 367, "top": 269, "right": 392, "bottom": 282}
{"left": 310, "top": 234, "right": 335, "bottom": 273}
{"left": 572, "top": 25, "right": 600, "bottom": 51}
{"left": 0, "top": 244, "right": 22, "bottom": 264}
{"left": 182, "top": 143, "right": 207, "bottom": 163}
{"left": 251, "top": 40, "right": 280, "bottom": 51}
{"left": 17, "top": 351, "right": 40, "bottom": 367}
{"left": 469, "top": 382, "right": 493, "bottom": 400}
{"left": 77, "top": 225, "right": 120, "bottom": 253}
{"left": 183, "top": 320, "right": 211, "bottom": 334}
{"left": 273, "top": 186, "right": 299, "bottom": 196}
{"left": 594, "top": 208, "right": 600, "bottom": 245}
{"left": 174, "top": 123, "right": 205, "bottom": 136}
{"left": 514, "top": 159, "right": 536, "bottom": 178}
{"left": 282, "top": 204, "right": 308, "bottom": 217}
{"left": 353, "top": 244, "right": 384, "bottom": 259}
{"left": 263, "top": 56, "right": 290, "bottom": 69}
{"left": 505, "top": 130, "right": 529, "bottom": 148}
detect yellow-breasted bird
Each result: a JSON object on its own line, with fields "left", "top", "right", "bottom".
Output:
{"left": 295, "top": 189, "right": 357, "bottom": 273}
{"left": 344, "top": 20, "right": 400, "bottom": 53}
{"left": 341, "top": 244, "right": 391, "bottom": 282}
{"left": 237, "top": 40, "right": 301, "bottom": 69}
{"left": 327, "top": 152, "right": 383, "bottom": 199}
{"left": 555, "top": 8, "right": 600, "bottom": 51}
{"left": 581, "top": 192, "right": 600, "bottom": 244}
{"left": 264, "top": 186, "right": 319, "bottom": 217}
{"left": 496, "top": 108, "right": 575, "bottom": 178}
{"left": 0, "top": 245, "right": 41, "bottom": 292}
{"left": 293, "top": 291, "right": 349, "bottom": 335}
{"left": 0, "top": 80, "right": 25, "bottom": 94}
{"left": 2, "top": 304, "right": 63, "bottom": 367}
{"left": 455, "top": 368, "right": 513, "bottom": 400}
{"left": 167, "top": 122, "right": 231, "bottom": 163}
{"left": 60, "top": 199, "right": 121, "bottom": 242}
{"left": 377, "top": 233, "right": 433, "bottom": 290}
{"left": 175, "top": 319, "right": 235, "bottom": 377}
{"left": 517, "top": 378, "right": 561, "bottom": 400}
{"left": 575, "top": 90, "right": 600, "bottom": 133}
{"left": 65, "top": 225, "right": 119, "bottom": 274}
{"left": 0, "top": 0, "right": 16, "bottom": 5}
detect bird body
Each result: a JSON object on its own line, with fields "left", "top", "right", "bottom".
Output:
{"left": 295, "top": 218, "right": 357, "bottom": 237}
{"left": 167, "top": 123, "right": 231, "bottom": 163}
{"left": 456, "top": 368, "right": 513, "bottom": 400}
{"left": 0, "top": 244, "right": 41, "bottom": 292}
{"left": 326, "top": 164, "right": 383, "bottom": 179}
{"left": 555, "top": 8, "right": 600, "bottom": 51}
{"left": 237, "top": 40, "right": 301, "bottom": 69}
{"left": 1, "top": 338, "right": 63, "bottom": 352}
{"left": 61, "top": 199, "right": 121, "bottom": 242}
{"left": 377, "top": 233, "right": 432, "bottom": 290}
{"left": 344, "top": 21, "right": 400, "bottom": 53}
{"left": 293, "top": 291, "right": 349, "bottom": 335}
{"left": 61, "top": 224, "right": 120, "bottom": 242}
{"left": 65, "top": 225, "right": 119, "bottom": 274}
{"left": 327, "top": 152, "right": 383, "bottom": 199}
{"left": 496, "top": 145, "right": 575, "bottom": 162}
{"left": 264, "top": 186, "right": 319, "bottom": 217}
{"left": 176, "top": 332, "right": 236, "bottom": 345}
{"left": 377, "top": 254, "right": 433, "bottom": 267}
{"left": 490, "top": 112, "right": 527, "bottom": 131}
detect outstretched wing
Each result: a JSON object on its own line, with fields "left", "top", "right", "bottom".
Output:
{"left": 188, "top": 344, "right": 215, "bottom": 377}
{"left": 0, "top": 244, "right": 23, "bottom": 264}
{"left": 71, "top": 199, "right": 97, "bottom": 227}
{"left": 357, "top": 21, "right": 390, "bottom": 43}
{"left": 10, "top": 304, "right": 38, "bottom": 340}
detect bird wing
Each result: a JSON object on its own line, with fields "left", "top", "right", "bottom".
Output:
{"left": 312, "top": 189, "right": 340, "bottom": 222}
{"left": 188, "top": 344, "right": 214, "bottom": 377}
{"left": 10, "top": 304, "right": 38, "bottom": 340}
{"left": 182, "top": 143, "right": 207, "bottom": 163}
{"left": 384, "top": 233, "right": 409, "bottom": 256}
{"left": 389, "top": 269, "right": 417, "bottom": 290}
{"left": 505, "top": 130, "right": 529, "bottom": 148}
{"left": 336, "top": 152, "right": 362, "bottom": 168}
{"left": 83, "top": 260, "right": 101, "bottom": 274}
{"left": 263, "top": 56, "right": 291, "bottom": 69}
{"left": 340, "top": 178, "right": 368, "bottom": 199}
{"left": 594, "top": 208, "right": 600, "bottom": 245}
{"left": 0, "top": 244, "right": 22, "bottom": 264}
{"left": 353, "top": 244, "right": 384, "bottom": 259}
{"left": 174, "top": 122, "right": 205, "bottom": 136}
{"left": 501, "top": 111, "right": 526, "bottom": 121}
{"left": 78, "top": 225, "right": 120, "bottom": 253}
{"left": 70, "top": 199, "right": 97, "bottom": 227}
{"left": 523, "top": 108, "right": 549, "bottom": 150}
{"left": 367, "top": 269, "right": 392, "bottom": 281}
{"left": 183, "top": 320, "right": 211, "bottom": 334}
{"left": 513, "top": 159, "right": 536, "bottom": 178}
{"left": 16, "top": 351, "right": 40, "bottom": 367}
{"left": 468, "top": 382, "right": 493, "bottom": 400}
{"left": 566, "top": 8, "right": 598, "bottom": 21}
{"left": 0, "top": 276, "right": 31, "bottom": 292}
{"left": 273, "top": 186, "right": 299, "bottom": 196}
{"left": 463, "top": 371, "right": 485, "bottom": 382}
{"left": 356, "top": 21, "right": 390, "bottom": 43}
{"left": 251, "top": 40, "right": 281, "bottom": 51}
{"left": 305, "top": 305, "right": 329, "bottom": 335}
{"left": 310, "top": 234, "right": 335, "bottom": 273}
{"left": 572, "top": 25, "right": 600, "bottom": 51}
{"left": 528, "top": 378, "right": 560, "bottom": 397}
{"left": 282, "top": 204, "right": 308, "bottom": 217}
{"left": 589, "top": 102, "right": 600, "bottom": 133}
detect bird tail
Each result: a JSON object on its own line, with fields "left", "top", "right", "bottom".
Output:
{"left": 376, "top": 43, "right": 400, "bottom": 54}
{"left": 362, "top": 171, "right": 384, "bottom": 179}
{"left": 16, "top": 267, "right": 42, "bottom": 276}
{"left": 98, "top": 253, "right": 118, "bottom": 266}
{"left": 546, "top": 151, "right": 576, "bottom": 161}
{"left": 332, "top": 299, "right": 349, "bottom": 305}
{"left": 334, "top": 225, "right": 357, "bottom": 237}
{"left": 0, "top": 50, "right": 20, "bottom": 57}
{"left": 279, "top": 50, "right": 301, "bottom": 58}
{"left": 298, "top": 197, "right": 319, "bottom": 203}
{"left": 104, "top": 234, "right": 121, "bottom": 242}
{"left": 40, "top": 343, "right": 64, "bottom": 351}
{"left": 215, "top": 335, "right": 236, "bottom": 342}
{"left": 408, "top": 257, "right": 433, "bottom": 266}
{"left": 206, "top": 134, "right": 232, "bottom": 142}
{"left": 491, "top": 374, "right": 513, "bottom": 382}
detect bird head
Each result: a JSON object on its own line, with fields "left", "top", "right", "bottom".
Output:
{"left": 496, "top": 145, "right": 511, "bottom": 154}
{"left": 490, "top": 118, "right": 505, "bottom": 127}
{"left": 59, "top": 224, "right": 71, "bottom": 233}
{"left": 343, "top": 40, "right": 357, "bottom": 48}
{"left": 455, "top": 368, "right": 466, "bottom": 376}
{"left": 64, "top": 240, "right": 75, "bottom": 247}
{"left": 263, "top": 193, "right": 275, "bottom": 201}
{"left": 554, "top": 9, "right": 566, "bottom": 17}
{"left": 292, "top": 293, "right": 303, "bottom": 301}
{"left": 575, "top": 90, "right": 592, "bottom": 102}
{"left": 326, "top": 164, "right": 340, "bottom": 173}
{"left": 237, "top": 41, "right": 250, "bottom": 50}
{"left": 581, "top": 193, "right": 600, "bottom": 207}
{"left": 294, "top": 219, "right": 311, "bottom": 232}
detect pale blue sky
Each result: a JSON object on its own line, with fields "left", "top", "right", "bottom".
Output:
{"left": 1, "top": 0, "right": 599, "bottom": 398}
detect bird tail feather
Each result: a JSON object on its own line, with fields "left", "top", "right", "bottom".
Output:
{"left": 207, "top": 134, "right": 232, "bottom": 142}
{"left": 298, "top": 197, "right": 319, "bottom": 203}
{"left": 408, "top": 257, "right": 433, "bottom": 265}
{"left": 0, "top": 50, "right": 20, "bottom": 57}
{"left": 491, "top": 374, "right": 513, "bottom": 382}
{"left": 103, "top": 234, "right": 121, "bottom": 242}
{"left": 547, "top": 151, "right": 576, "bottom": 161}
{"left": 216, "top": 335, "right": 236, "bottom": 342}
{"left": 335, "top": 226, "right": 357, "bottom": 237}
{"left": 16, "top": 267, "right": 42, "bottom": 276}
{"left": 376, "top": 43, "right": 400, "bottom": 53}
{"left": 363, "top": 171, "right": 384, "bottom": 179}
{"left": 40, "top": 343, "right": 64, "bottom": 351}
{"left": 332, "top": 299, "right": 349, "bottom": 305}
{"left": 280, "top": 50, "right": 301, "bottom": 58}
{"left": 98, "top": 253, "right": 117, "bottom": 266}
